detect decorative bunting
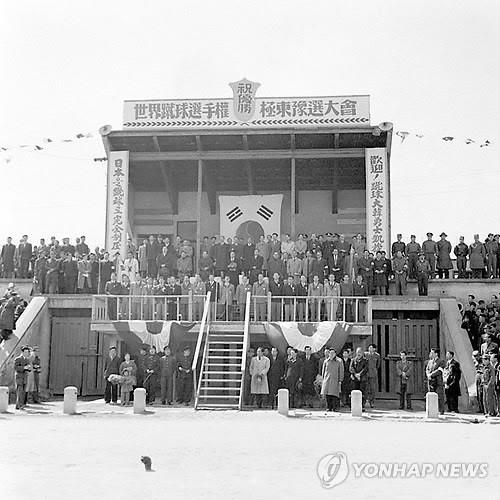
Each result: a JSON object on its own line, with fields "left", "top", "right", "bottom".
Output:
{"left": 395, "top": 131, "right": 409, "bottom": 143}
{"left": 392, "top": 131, "right": 493, "bottom": 148}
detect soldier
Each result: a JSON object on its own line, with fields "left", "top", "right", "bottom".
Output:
{"left": 45, "top": 250, "right": 60, "bottom": 294}
{"left": 454, "top": 236, "right": 469, "bottom": 279}
{"left": 160, "top": 345, "right": 176, "bottom": 405}
{"left": 143, "top": 346, "right": 160, "bottom": 405}
{"left": 61, "top": 252, "right": 78, "bottom": 294}
{"left": 481, "top": 354, "right": 497, "bottom": 416}
{"left": 485, "top": 233, "right": 499, "bottom": 279}
{"left": 392, "top": 250, "right": 408, "bottom": 295}
{"left": 422, "top": 232, "right": 438, "bottom": 279}
{"left": 396, "top": 350, "right": 413, "bottom": 410}
{"left": 437, "top": 232, "right": 453, "bottom": 279}
{"left": 469, "top": 234, "right": 486, "bottom": 279}
{"left": 350, "top": 347, "right": 368, "bottom": 408}
{"left": 391, "top": 233, "right": 406, "bottom": 257}
{"left": 426, "top": 348, "right": 446, "bottom": 414}
{"left": 176, "top": 346, "right": 193, "bottom": 405}
{"left": 416, "top": 253, "right": 431, "bottom": 296}
{"left": 406, "top": 235, "right": 421, "bottom": 280}
{"left": 33, "top": 250, "right": 48, "bottom": 295}
{"left": 267, "top": 347, "right": 285, "bottom": 409}
{"left": 365, "top": 344, "right": 380, "bottom": 408}
{"left": 103, "top": 346, "right": 121, "bottom": 404}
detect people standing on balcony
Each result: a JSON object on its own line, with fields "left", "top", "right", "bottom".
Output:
{"left": 248, "top": 248, "right": 263, "bottom": 285}
{"left": 392, "top": 250, "right": 408, "bottom": 295}
{"left": 179, "top": 276, "right": 192, "bottom": 321}
{"left": 437, "top": 232, "right": 453, "bottom": 279}
{"left": 352, "top": 233, "right": 366, "bottom": 272}
{"left": 119, "top": 274, "right": 131, "bottom": 320}
{"left": 146, "top": 235, "right": 160, "bottom": 279}
{"left": 268, "top": 251, "right": 285, "bottom": 282}
{"left": 329, "top": 248, "right": 343, "bottom": 284}
{"left": 77, "top": 253, "right": 91, "bottom": 294}
{"left": 335, "top": 234, "right": 352, "bottom": 277}
{"left": 227, "top": 237, "right": 242, "bottom": 267}
{"left": 396, "top": 350, "right": 413, "bottom": 410}
{"left": 302, "top": 250, "right": 315, "bottom": 284}
{"left": 282, "top": 276, "right": 296, "bottom": 321}
{"left": 213, "top": 236, "right": 229, "bottom": 277}
{"left": 226, "top": 251, "right": 240, "bottom": 288}
{"left": 356, "top": 249, "right": 373, "bottom": 295}
{"left": 353, "top": 275, "right": 367, "bottom": 322}
{"left": 281, "top": 233, "right": 294, "bottom": 258}
{"left": 372, "top": 252, "right": 387, "bottom": 295}
{"left": 454, "top": 236, "right": 469, "bottom": 279}
{"left": 256, "top": 235, "right": 270, "bottom": 277}
{"left": 469, "top": 234, "right": 486, "bottom": 279}
{"left": 287, "top": 250, "right": 302, "bottom": 285}
{"left": 165, "top": 276, "right": 181, "bottom": 320}
{"left": 270, "top": 233, "right": 281, "bottom": 259}
{"left": 16, "top": 235, "right": 32, "bottom": 279}
{"left": 198, "top": 250, "right": 214, "bottom": 282}
{"left": 406, "top": 235, "right": 421, "bottom": 280}
{"left": 252, "top": 273, "right": 268, "bottom": 321}
{"left": 45, "top": 250, "right": 60, "bottom": 294}
{"left": 308, "top": 275, "right": 324, "bottom": 322}
{"left": 33, "top": 250, "right": 48, "bottom": 295}
{"left": 98, "top": 252, "right": 115, "bottom": 294}
{"left": 192, "top": 275, "right": 206, "bottom": 321}
{"left": 205, "top": 274, "right": 218, "bottom": 319}
{"left": 104, "top": 272, "right": 122, "bottom": 320}
{"left": 381, "top": 251, "right": 392, "bottom": 294}
{"left": 294, "top": 233, "right": 307, "bottom": 259}
{"left": 312, "top": 251, "right": 328, "bottom": 284}
{"left": 324, "top": 274, "right": 340, "bottom": 321}
{"left": 122, "top": 250, "right": 139, "bottom": 284}
{"left": 422, "top": 232, "right": 438, "bottom": 279}
{"left": 138, "top": 239, "right": 148, "bottom": 278}
{"left": 485, "top": 233, "right": 499, "bottom": 279}
{"left": 177, "top": 250, "right": 192, "bottom": 281}
{"left": 296, "top": 275, "right": 308, "bottom": 321}
{"left": 340, "top": 274, "right": 354, "bottom": 321}
{"left": 236, "top": 275, "right": 252, "bottom": 321}
{"left": 1, "top": 237, "right": 16, "bottom": 278}
{"left": 219, "top": 275, "right": 235, "bottom": 321}
{"left": 416, "top": 253, "right": 431, "bottom": 296}
{"left": 242, "top": 237, "right": 255, "bottom": 275}
{"left": 76, "top": 236, "right": 90, "bottom": 257}
{"left": 391, "top": 233, "right": 406, "bottom": 257}
{"left": 269, "top": 272, "right": 283, "bottom": 321}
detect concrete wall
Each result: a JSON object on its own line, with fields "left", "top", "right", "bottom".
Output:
{"left": 133, "top": 188, "right": 366, "bottom": 239}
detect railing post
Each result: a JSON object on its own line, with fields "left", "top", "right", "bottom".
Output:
{"left": 267, "top": 292, "right": 271, "bottom": 321}
{"left": 188, "top": 291, "right": 193, "bottom": 322}
{"left": 367, "top": 296, "right": 373, "bottom": 324}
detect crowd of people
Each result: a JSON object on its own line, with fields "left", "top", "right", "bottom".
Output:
{"left": 1, "top": 232, "right": 499, "bottom": 299}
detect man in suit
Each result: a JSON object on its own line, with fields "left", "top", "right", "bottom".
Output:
{"left": 444, "top": 350, "right": 462, "bottom": 412}
{"left": 17, "top": 235, "right": 33, "bottom": 279}
{"left": 205, "top": 274, "right": 218, "bottom": 319}
{"left": 14, "top": 345, "right": 32, "bottom": 409}
{"left": 426, "top": 347, "right": 446, "bottom": 414}
{"left": 267, "top": 347, "right": 285, "bottom": 409}
{"left": 160, "top": 345, "right": 176, "bottom": 405}
{"left": 396, "top": 350, "right": 413, "bottom": 410}
{"left": 1, "top": 237, "right": 16, "bottom": 278}
{"left": 350, "top": 347, "right": 368, "bottom": 409}
{"left": 302, "top": 346, "right": 318, "bottom": 408}
{"left": 103, "top": 346, "right": 121, "bottom": 404}
{"left": 144, "top": 346, "right": 160, "bottom": 405}
{"left": 284, "top": 349, "right": 303, "bottom": 408}
{"left": 365, "top": 344, "right": 380, "bottom": 408}
{"left": 269, "top": 272, "right": 284, "bottom": 321}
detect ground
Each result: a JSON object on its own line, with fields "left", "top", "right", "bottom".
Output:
{"left": 2, "top": 401, "right": 500, "bottom": 500}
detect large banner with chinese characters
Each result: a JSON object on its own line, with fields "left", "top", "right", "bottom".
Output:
{"left": 123, "top": 80, "right": 370, "bottom": 129}
{"left": 106, "top": 151, "right": 129, "bottom": 258}
{"left": 365, "top": 148, "right": 390, "bottom": 255}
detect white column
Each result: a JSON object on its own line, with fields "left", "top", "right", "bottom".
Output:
{"left": 134, "top": 388, "right": 146, "bottom": 414}
{"left": 426, "top": 391, "right": 439, "bottom": 418}
{"left": 277, "top": 388, "right": 289, "bottom": 415}
{"left": 63, "top": 386, "right": 77, "bottom": 414}
{"left": 0, "top": 386, "right": 9, "bottom": 412}
{"left": 351, "top": 390, "right": 363, "bottom": 417}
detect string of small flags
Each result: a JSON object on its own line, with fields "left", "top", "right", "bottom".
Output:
{"left": 395, "top": 131, "right": 492, "bottom": 148}
{"left": 0, "top": 132, "right": 109, "bottom": 164}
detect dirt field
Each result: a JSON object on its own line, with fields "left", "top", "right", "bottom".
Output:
{"left": 2, "top": 401, "right": 500, "bottom": 500}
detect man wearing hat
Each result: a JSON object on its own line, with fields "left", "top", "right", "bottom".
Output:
{"left": 391, "top": 234, "right": 406, "bottom": 257}
{"left": 14, "top": 346, "right": 32, "bottom": 409}
{"left": 422, "top": 233, "right": 438, "bottom": 279}
{"left": 454, "top": 236, "right": 469, "bottom": 279}
{"left": 485, "top": 233, "right": 499, "bottom": 279}
{"left": 416, "top": 253, "right": 431, "bottom": 296}
{"left": 437, "top": 232, "right": 452, "bottom": 279}
{"left": 176, "top": 346, "right": 193, "bottom": 405}
{"left": 469, "top": 234, "right": 486, "bottom": 279}
{"left": 406, "top": 235, "right": 421, "bottom": 280}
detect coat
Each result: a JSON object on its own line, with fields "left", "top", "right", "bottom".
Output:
{"left": 250, "top": 355, "right": 270, "bottom": 394}
{"left": 469, "top": 242, "right": 486, "bottom": 270}
{"left": 426, "top": 358, "right": 446, "bottom": 389}
{"left": 302, "top": 354, "right": 318, "bottom": 394}
{"left": 444, "top": 359, "right": 461, "bottom": 396}
{"left": 437, "top": 240, "right": 452, "bottom": 269}
{"left": 0, "top": 295, "right": 21, "bottom": 330}
{"left": 395, "top": 359, "right": 413, "bottom": 393}
{"left": 321, "top": 356, "right": 344, "bottom": 397}
{"left": 267, "top": 355, "right": 285, "bottom": 390}
{"left": 104, "top": 354, "right": 121, "bottom": 378}
{"left": 14, "top": 354, "right": 31, "bottom": 387}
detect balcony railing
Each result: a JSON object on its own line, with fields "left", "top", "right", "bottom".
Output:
{"left": 91, "top": 293, "right": 372, "bottom": 323}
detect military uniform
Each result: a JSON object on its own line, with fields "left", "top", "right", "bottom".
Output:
{"left": 406, "top": 241, "right": 421, "bottom": 279}
{"left": 453, "top": 242, "right": 469, "bottom": 279}
{"left": 14, "top": 353, "right": 31, "bottom": 409}
{"left": 485, "top": 238, "right": 499, "bottom": 278}
{"left": 422, "top": 238, "right": 438, "bottom": 278}
{"left": 356, "top": 256, "right": 373, "bottom": 294}
{"left": 392, "top": 256, "right": 408, "bottom": 295}
{"left": 176, "top": 353, "right": 194, "bottom": 404}
{"left": 391, "top": 240, "right": 406, "bottom": 257}
{"left": 372, "top": 258, "right": 387, "bottom": 295}
{"left": 365, "top": 351, "right": 380, "bottom": 407}
{"left": 416, "top": 259, "right": 431, "bottom": 296}
{"left": 160, "top": 354, "right": 176, "bottom": 404}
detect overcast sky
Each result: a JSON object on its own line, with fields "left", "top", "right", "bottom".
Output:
{"left": 1, "top": 0, "right": 498, "bottom": 248}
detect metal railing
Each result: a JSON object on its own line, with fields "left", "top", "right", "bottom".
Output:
{"left": 91, "top": 294, "right": 206, "bottom": 321}
{"left": 252, "top": 294, "right": 371, "bottom": 322}
{"left": 193, "top": 292, "right": 211, "bottom": 410}
{"left": 238, "top": 292, "right": 251, "bottom": 410}
{"left": 91, "top": 293, "right": 372, "bottom": 323}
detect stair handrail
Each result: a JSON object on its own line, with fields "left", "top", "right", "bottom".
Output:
{"left": 192, "top": 292, "right": 211, "bottom": 409}
{"left": 238, "top": 291, "right": 252, "bottom": 410}
{"left": 194, "top": 321, "right": 210, "bottom": 410}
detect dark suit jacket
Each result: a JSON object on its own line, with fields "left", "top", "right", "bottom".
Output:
{"left": 18, "top": 243, "right": 33, "bottom": 261}
{"left": 103, "top": 355, "right": 121, "bottom": 378}
{"left": 14, "top": 355, "right": 31, "bottom": 386}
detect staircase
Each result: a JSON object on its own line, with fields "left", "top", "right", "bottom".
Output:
{"left": 194, "top": 292, "right": 251, "bottom": 410}
{"left": 196, "top": 325, "right": 245, "bottom": 410}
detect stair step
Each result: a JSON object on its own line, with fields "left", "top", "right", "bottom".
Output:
{"left": 207, "top": 355, "right": 242, "bottom": 359}
{"left": 196, "top": 404, "right": 240, "bottom": 409}
{"left": 208, "top": 348, "right": 244, "bottom": 352}
{"left": 201, "top": 378, "right": 241, "bottom": 383}
{"left": 209, "top": 341, "right": 244, "bottom": 345}
{"left": 200, "top": 387, "right": 240, "bottom": 391}
{"left": 203, "top": 371, "right": 243, "bottom": 376}
{"left": 198, "top": 395, "right": 240, "bottom": 399}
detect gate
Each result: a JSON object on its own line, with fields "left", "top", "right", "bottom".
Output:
{"left": 372, "top": 317, "right": 438, "bottom": 398}
{"left": 49, "top": 317, "right": 110, "bottom": 396}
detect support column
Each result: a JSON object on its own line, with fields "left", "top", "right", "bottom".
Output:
{"left": 196, "top": 159, "right": 203, "bottom": 265}
{"left": 291, "top": 157, "right": 296, "bottom": 238}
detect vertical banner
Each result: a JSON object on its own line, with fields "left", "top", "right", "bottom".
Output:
{"left": 365, "top": 148, "right": 389, "bottom": 255}
{"left": 219, "top": 194, "right": 283, "bottom": 240}
{"left": 106, "top": 151, "right": 129, "bottom": 258}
